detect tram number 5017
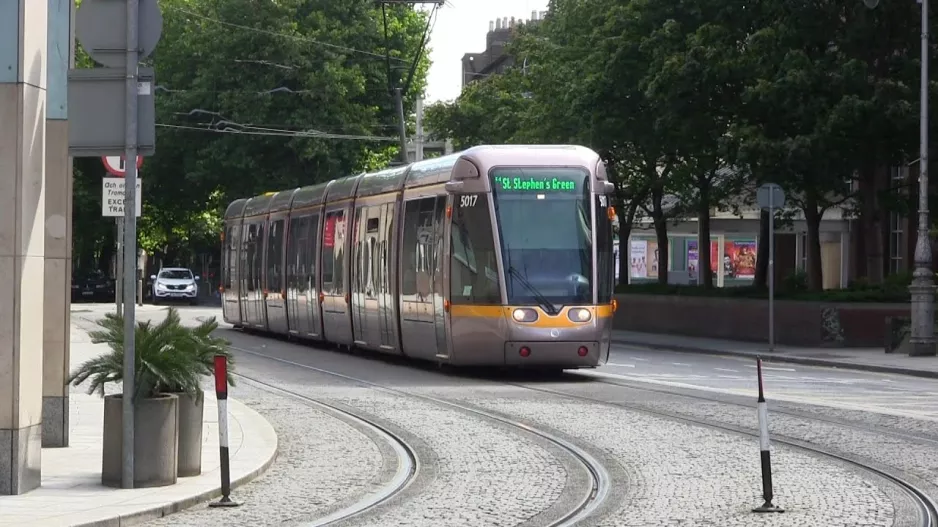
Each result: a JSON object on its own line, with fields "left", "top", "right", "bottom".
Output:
{"left": 459, "top": 195, "right": 479, "bottom": 207}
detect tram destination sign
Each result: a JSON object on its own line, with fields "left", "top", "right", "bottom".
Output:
{"left": 493, "top": 175, "right": 578, "bottom": 193}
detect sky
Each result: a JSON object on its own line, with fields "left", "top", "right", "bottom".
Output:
{"left": 421, "top": 0, "right": 549, "bottom": 104}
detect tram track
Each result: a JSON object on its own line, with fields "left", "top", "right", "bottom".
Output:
{"left": 230, "top": 370, "right": 418, "bottom": 526}
{"left": 229, "top": 344, "right": 611, "bottom": 527}
{"left": 574, "top": 370, "right": 938, "bottom": 448}
{"left": 505, "top": 378, "right": 938, "bottom": 527}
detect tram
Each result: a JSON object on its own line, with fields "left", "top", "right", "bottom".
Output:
{"left": 220, "top": 145, "right": 617, "bottom": 368}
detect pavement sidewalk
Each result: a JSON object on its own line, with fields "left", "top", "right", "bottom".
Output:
{"left": 612, "top": 330, "right": 938, "bottom": 379}
{"left": 0, "top": 315, "right": 279, "bottom": 526}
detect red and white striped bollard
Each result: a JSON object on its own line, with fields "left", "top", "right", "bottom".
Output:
{"left": 209, "top": 354, "right": 240, "bottom": 508}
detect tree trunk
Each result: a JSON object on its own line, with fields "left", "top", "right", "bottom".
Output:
{"left": 804, "top": 193, "right": 824, "bottom": 292}
{"left": 697, "top": 175, "right": 713, "bottom": 288}
{"left": 616, "top": 201, "right": 641, "bottom": 287}
{"left": 858, "top": 164, "right": 885, "bottom": 283}
{"left": 650, "top": 188, "right": 669, "bottom": 285}
{"left": 754, "top": 209, "right": 770, "bottom": 290}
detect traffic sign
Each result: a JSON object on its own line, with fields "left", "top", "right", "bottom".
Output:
{"left": 75, "top": 0, "right": 163, "bottom": 69}
{"left": 102, "top": 177, "right": 142, "bottom": 217}
{"left": 757, "top": 183, "right": 786, "bottom": 210}
{"left": 102, "top": 155, "right": 143, "bottom": 177}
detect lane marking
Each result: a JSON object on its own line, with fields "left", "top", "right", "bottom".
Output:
{"left": 606, "top": 363, "right": 636, "bottom": 368}
{"left": 746, "top": 364, "right": 796, "bottom": 372}
{"left": 672, "top": 362, "right": 690, "bottom": 367}
{"left": 717, "top": 375, "right": 743, "bottom": 379}
{"left": 714, "top": 368, "right": 738, "bottom": 373}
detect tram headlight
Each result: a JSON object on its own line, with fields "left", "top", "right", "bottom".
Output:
{"left": 511, "top": 308, "right": 538, "bottom": 323}
{"left": 567, "top": 308, "right": 592, "bottom": 323}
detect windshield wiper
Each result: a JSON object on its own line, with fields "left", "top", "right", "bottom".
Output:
{"left": 508, "top": 266, "right": 559, "bottom": 316}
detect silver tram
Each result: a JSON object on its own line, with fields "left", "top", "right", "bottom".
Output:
{"left": 220, "top": 145, "right": 618, "bottom": 368}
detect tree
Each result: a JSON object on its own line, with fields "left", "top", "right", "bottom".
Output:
{"left": 423, "top": 68, "right": 532, "bottom": 149}
{"left": 72, "top": 0, "right": 433, "bottom": 268}
{"left": 641, "top": 1, "right": 753, "bottom": 288}
{"left": 732, "top": 0, "right": 921, "bottom": 291}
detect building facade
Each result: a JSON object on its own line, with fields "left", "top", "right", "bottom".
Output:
{"left": 461, "top": 12, "right": 546, "bottom": 87}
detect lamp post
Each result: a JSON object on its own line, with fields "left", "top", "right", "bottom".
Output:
{"left": 867, "top": 0, "right": 935, "bottom": 356}
{"left": 911, "top": 0, "right": 936, "bottom": 357}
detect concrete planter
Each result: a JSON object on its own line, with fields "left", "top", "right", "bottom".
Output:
{"left": 169, "top": 390, "right": 204, "bottom": 477}
{"left": 101, "top": 393, "right": 179, "bottom": 488}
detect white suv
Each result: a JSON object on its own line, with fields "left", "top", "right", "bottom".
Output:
{"left": 150, "top": 267, "right": 200, "bottom": 305}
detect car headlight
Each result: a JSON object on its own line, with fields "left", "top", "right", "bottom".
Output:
{"left": 567, "top": 308, "right": 592, "bottom": 322}
{"left": 511, "top": 308, "right": 538, "bottom": 323}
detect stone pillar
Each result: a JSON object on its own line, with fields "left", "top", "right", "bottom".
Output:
{"left": 0, "top": 0, "right": 48, "bottom": 495}
{"left": 42, "top": 0, "right": 74, "bottom": 449}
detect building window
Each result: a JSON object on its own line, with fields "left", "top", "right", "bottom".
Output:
{"left": 889, "top": 166, "right": 905, "bottom": 274}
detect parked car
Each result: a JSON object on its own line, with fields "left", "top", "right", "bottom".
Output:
{"left": 150, "top": 267, "right": 200, "bottom": 305}
{"left": 72, "top": 270, "right": 116, "bottom": 303}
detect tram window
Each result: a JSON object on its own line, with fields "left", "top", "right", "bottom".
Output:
{"left": 595, "top": 196, "right": 615, "bottom": 302}
{"left": 450, "top": 193, "right": 501, "bottom": 304}
{"left": 322, "top": 210, "right": 345, "bottom": 295}
{"left": 402, "top": 197, "right": 440, "bottom": 299}
{"left": 267, "top": 219, "right": 284, "bottom": 292}
{"left": 244, "top": 223, "right": 257, "bottom": 292}
{"left": 305, "top": 213, "right": 319, "bottom": 293}
{"left": 224, "top": 225, "right": 237, "bottom": 289}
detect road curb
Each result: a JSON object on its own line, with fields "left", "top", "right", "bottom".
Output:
{"left": 612, "top": 338, "right": 938, "bottom": 380}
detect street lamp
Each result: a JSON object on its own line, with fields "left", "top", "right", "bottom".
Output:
{"left": 867, "top": 0, "right": 935, "bottom": 356}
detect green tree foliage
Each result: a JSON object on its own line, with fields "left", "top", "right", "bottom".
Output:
{"left": 72, "top": 0, "right": 432, "bottom": 269}
{"left": 426, "top": 0, "right": 929, "bottom": 291}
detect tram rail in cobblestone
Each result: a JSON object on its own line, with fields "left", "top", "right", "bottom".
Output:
{"left": 576, "top": 371, "right": 938, "bottom": 447}
{"left": 230, "top": 371, "right": 419, "bottom": 526}
{"left": 511, "top": 380, "right": 938, "bottom": 527}
{"left": 231, "top": 345, "right": 611, "bottom": 527}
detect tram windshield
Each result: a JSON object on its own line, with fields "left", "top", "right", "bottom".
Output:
{"left": 491, "top": 167, "right": 593, "bottom": 310}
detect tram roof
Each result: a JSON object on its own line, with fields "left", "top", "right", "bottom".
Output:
{"left": 224, "top": 145, "right": 605, "bottom": 219}
{"left": 223, "top": 198, "right": 248, "bottom": 219}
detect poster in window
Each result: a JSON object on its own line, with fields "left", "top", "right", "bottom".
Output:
{"left": 724, "top": 239, "right": 757, "bottom": 278}
{"left": 629, "top": 240, "right": 647, "bottom": 278}
{"left": 323, "top": 215, "right": 336, "bottom": 248}
{"left": 687, "top": 240, "right": 719, "bottom": 279}
{"left": 645, "top": 240, "right": 659, "bottom": 279}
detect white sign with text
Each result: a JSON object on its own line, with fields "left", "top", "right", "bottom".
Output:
{"left": 102, "top": 177, "right": 143, "bottom": 217}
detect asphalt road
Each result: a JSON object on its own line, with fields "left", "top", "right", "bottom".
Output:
{"left": 586, "top": 343, "right": 938, "bottom": 421}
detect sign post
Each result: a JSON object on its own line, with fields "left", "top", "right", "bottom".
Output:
{"left": 757, "top": 184, "right": 786, "bottom": 352}
{"left": 76, "top": 0, "right": 163, "bottom": 490}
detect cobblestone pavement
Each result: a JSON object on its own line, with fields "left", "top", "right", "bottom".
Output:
{"left": 146, "top": 379, "right": 391, "bottom": 527}
{"left": 421, "top": 385, "right": 905, "bottom": 527}
{"left": 539, "top": 377, "right": 938, "bottom": 504}
{"left": 149, "top": 351, "right": 578, "bottom": 527}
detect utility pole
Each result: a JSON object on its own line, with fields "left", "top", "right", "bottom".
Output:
{"left": 394, "top": 87, "right": 409, "bottom": 163}
{"left": 415, "top": 96, "right": 424, "bottom": 161}
{"left": 377, "top": 0, "right": 442, "bottom": 164}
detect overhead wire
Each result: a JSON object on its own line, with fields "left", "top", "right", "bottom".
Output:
{"left": 156, "top": 123, "right": 397, "bottom": 142}
{"left": 165, "top": 5, "right": 407, "bottom": 63}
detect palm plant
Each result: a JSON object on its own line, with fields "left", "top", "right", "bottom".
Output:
{"left": 68, "top": 308, "right": 206, "bottom": 401}
{"left": 163, "top": 314, "right": 237, "bottom": 402}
